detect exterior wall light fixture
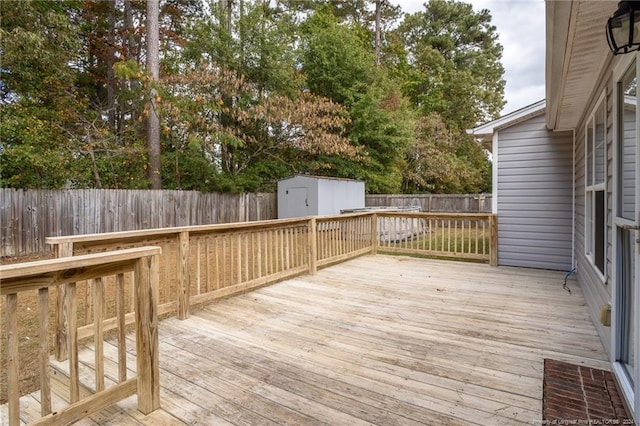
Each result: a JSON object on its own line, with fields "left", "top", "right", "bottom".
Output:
{"left": 607, "top": 1, "right": 640, "bottom": 55}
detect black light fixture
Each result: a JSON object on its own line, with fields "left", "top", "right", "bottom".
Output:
{"left": 607, "top": 1, "right": 640, "bottom": 55}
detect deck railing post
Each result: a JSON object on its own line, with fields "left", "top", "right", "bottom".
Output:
{"left": 308, "top": 217, "right": 317, "bottom": 275}
{"left": 371, "top": 213, "right": 378, "bottom": 255}
{"left": 54, "top": 242, "right": 73, "bottom": 361}
{"left": 489, "top": 214, "right": 498, "bottom": 266}
{"left": 135, "top": 254, "right": 161, "bottom": 414}
{"left": 177, "top": 231, "right": 190, "bottom": 319}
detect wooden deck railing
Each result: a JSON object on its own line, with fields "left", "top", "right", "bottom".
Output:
{"left": 374, "top": 212, "right": 497, "bottom": 265}
{"left": 44, "top": 213, "right": 496, "bottom": 332}
{"left": 29, "top": 211, "right": 495, "bottom": 423}
{"left": 0, "top": 211, "right": 495, "bottom": 424}
{"left": 0, "top": 247, "right": 161, "bottom": 426}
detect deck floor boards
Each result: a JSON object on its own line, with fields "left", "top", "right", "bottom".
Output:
{"left": 11, "top": 255, "right": 610, "bottom": 425}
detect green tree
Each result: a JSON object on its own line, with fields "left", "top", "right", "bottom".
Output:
{"left": 397, "top": 0, "right": 505, "bottom": 128}
{"left": 300, "top": 9, "right": 374, "bottom": 107}
{"left": 0, "top": 1, "right": 83, "bottom": 188}
{"left": 297, "top": 10, "right": 415, "bottom": 193}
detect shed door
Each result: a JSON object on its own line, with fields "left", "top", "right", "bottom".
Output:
{"left": 285, "top": 187, "right": 310, "bottom": 217}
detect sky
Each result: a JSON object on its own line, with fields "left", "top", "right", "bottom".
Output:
{"left": 396, "top": 0, "right": 546, "bottom": 116}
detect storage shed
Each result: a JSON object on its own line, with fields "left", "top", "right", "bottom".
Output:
{"left": 277, "top": 175, "right": 365, "bottom": 219}
{"left": 469, "top": 100, "right": 574, "bottom": 271}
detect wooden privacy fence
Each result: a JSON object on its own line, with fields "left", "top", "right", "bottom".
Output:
{"left": 0, "top": 247, "right": 161, "bottom": 426}
{"left": 0, "top": 188, "right": 276, "bottom": 257}
{"left": 366, "top": 194, "right": 491, "bottom": 213}
{"left": 0, "top": 189, "right": 493, "bottom": 258}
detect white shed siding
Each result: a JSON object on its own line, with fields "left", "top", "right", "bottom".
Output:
{"left": 277, "top": 175, "right": 365, "bottom": 218}
{"left": 497, "top": 114, "right": 573, "bottom": 270}
{"left": 316, "top": 178, "right": 365, "bottom": 216}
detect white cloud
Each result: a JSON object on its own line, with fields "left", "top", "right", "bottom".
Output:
{"left": 394, "top": 0, "right": 546, "bottom": 116}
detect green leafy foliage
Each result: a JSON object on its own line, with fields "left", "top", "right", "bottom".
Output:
{"left": 1, "top": 0, "right": 503, "bottom": 194}
{"left": 397, "top": 0, "right": 505, "bottom": 128}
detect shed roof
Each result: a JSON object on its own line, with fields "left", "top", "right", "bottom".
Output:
{"left": 278, "top": 174, "right": 364, "bottom": 183}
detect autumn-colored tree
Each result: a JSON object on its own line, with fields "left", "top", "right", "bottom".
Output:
{"left": 402, "top": 113, "right": 489, "bottom": 193}
{"left": 159, "top": 65, "right": 360, "bottom": 191}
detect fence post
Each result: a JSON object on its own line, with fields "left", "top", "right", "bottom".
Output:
{"left": 371, "top": 213, "right": 378, "bottom": 255}
{"left": 177, "top": 231, "right": 190, "bottom": 319}
{"left": 308, "top": 217, "right": 317, "bottom": 275}
{"left": 489, "top": 214, "right": 498, "bottom": 266}
{"left": 135, "top": 254, "right": 160, "bottom": 414}
{"left": 54, "top": 242, "right": 73, "bottom": 361}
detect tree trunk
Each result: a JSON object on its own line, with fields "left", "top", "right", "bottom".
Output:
{"left": 107, "top": 0, "right": 116, "bottom": 128}
{"left": 123, "top": 0, "right": 137, "bottom": 136}
{"left": 226, "top": 0, "right": 233, "bottom": 33}
{"left": 374, "top": 0, "right": 381, "bottom": 67}
{"left": 146, "top": 0, "right": 161, "bottom": 189}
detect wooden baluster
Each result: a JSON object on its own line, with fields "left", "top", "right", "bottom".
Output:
{"left": 55, "top": 242, "right": 73, "bottom": 361}
{"left": 482, "top": 220, "right": 487, "bottom": 255}
{"left": 474, "top": 220, "right": 480, "bottom": 254}
{"left": 257, "top": 232, "right": 263, "bottom": 278}
{"left": 236, "top": 233, "right": 242, "bottom": 284}
{"left": 128, "top": 271, "right": 135, "bottom": 314}
{"left": 214, "top": 235, "right": 220, "bottom": 290}
{"left": 454, "top": 220, "right": 459, "bottom": 254}
{"left": 39, "top": 288, "right": 52, "bottom": 416}
{"left": 6, "top": 293, "right": 19, "bottom": 426}
{"left": 309, "top": 218, "right": 317, "bottom": 275}
{"left": 205, "top": 237, "right": 211, "bottom": 293}
{"left": 116, "top": 273, "right": 127, "bottom": 382}
{"left": 93, "top": 277, "right": 105, "bottom": 391}
{"left": 467, "top": 220, "right": 473, "bottom": 254}
{"left": 284, "top": 228, "right": 291, "bottom": 270}
{"left": 196, "top": 238, "right": 201, "bottom": 295}
{"left": 177, "top": 231, "right": 190, "bottom": 320}
{"left": 279, "top": 229, "right": 285, "bottom": 271}
{"left": 68, "top": 282, "right": 79, "bottom": 403}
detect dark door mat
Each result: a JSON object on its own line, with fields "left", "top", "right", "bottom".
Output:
{"left": 543, "top": 359, "right": 634, "bottom": 424}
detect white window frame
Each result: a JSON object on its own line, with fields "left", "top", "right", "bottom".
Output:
{"left": 584, "top": 91, "right": 607, "bottom": 282}
{"left": 611, "top": 53, "right": 640, "bottom": 423}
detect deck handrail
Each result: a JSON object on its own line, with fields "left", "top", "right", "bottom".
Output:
{"left": 44, "top": 211, "right": 496, "bottom": 361}
{"left": 0, "top": 247, "right": 161, "bottom": 426}
{"left": 5, "top": 211, "right": 495, "bottom": 424}
{"left": 44, "top": 210, "right": 496, "bottom": 343}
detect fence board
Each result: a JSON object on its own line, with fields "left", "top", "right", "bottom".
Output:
{"left": 0, "top": 189, "right": 276, "bottom": 257}
{"left": 365, "top": 194, "right": 491, "bottom": 213}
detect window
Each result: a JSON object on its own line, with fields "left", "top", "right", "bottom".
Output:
{"left": 585, "top": 96, "right": 606, "bottom": 277}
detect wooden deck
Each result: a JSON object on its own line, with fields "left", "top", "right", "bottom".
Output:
{"left": 9, "top": 255, "right": 610, "bottom": 425}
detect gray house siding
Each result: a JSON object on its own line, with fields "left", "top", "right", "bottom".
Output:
{"left": 573, "top": 74, "right": 614, "bottom": 357}
{"left": 496, "top": 114, "right": 574, "bottom": 271}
